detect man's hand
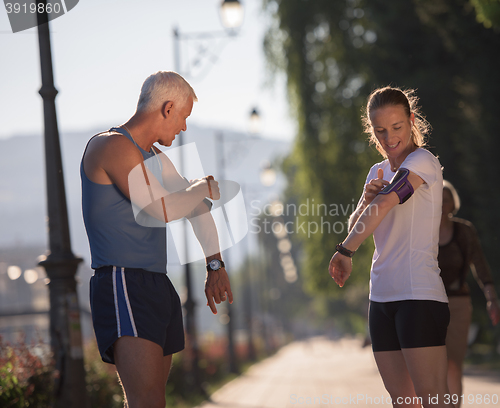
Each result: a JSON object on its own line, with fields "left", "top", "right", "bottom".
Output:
{"left": 328, "top": 252, "right": 352, "bottom": 287}
{"left": 189, "top": 175, "right": 220, "bottom": 200}
{"left": 363, "top": 168, "right": 388, "bottom": 206}
{"left": 205, "top": 267, "right": 233, "bottom": 314}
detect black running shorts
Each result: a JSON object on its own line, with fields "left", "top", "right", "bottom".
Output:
{"left": 90, "top": 266, "right": 185, "bottom": 364}
{"left": 369, "top": 300, "right": 450, "bottom": 352}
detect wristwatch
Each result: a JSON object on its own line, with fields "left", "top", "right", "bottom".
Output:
{"left": 336, "top": 243, "right": 355, "bottom": 257}
{"left": 206, "top": 259, "right": 225, "bottom": 272}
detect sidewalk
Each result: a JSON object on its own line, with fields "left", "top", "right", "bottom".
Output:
{"left": 195, "top": 336, "right": 500, "bottom": 408}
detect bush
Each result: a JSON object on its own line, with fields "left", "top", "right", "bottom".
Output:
{"left": 84, "top": 341, "right": 124, "bottom": 408}
{"left": 0, "top": 336, "right": 124, "bottom": 408}
{"left": 0, "top": 335, "right": 53, "bottom": 408}
{"left": 0, "top": 333, "right": 275, "bottom": 407}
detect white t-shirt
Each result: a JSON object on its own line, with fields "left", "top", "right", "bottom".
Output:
{"left": 362, "top": 148, "right": 448, "bottom": 303}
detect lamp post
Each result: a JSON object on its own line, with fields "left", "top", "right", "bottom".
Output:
{"left": 35, "top": 2, "right": 88, "bottom": 407}
{"left": 242, "top": 107, "right": 262, "bottom": 362}
{"left": 215, "top": 131, "right": 239, "bottom": 374}
{"left": 172, "top": 0, "right": 244, "bottom": 391}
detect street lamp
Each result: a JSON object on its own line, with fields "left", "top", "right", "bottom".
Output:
{"left": 35, "top": 1, "right": 88, "bottom": 407}
{"left": 260, "top": 160, "right": 277, "bottom": 187}
{"left": 240, "top": 106, "right": 262, "bottom": 362}
{"left": 215, "top": 131, "right": 239, "bottom": 374}
{"left": 172, "top": 0, "right": 244, "bottom": 392}
{"left": 249, "top": 107, "right": 261, "bottom": 135}
{"left": 220, "top": 0, "right": 245, "bottom": 32}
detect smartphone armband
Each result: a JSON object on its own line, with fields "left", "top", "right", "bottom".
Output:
{"left": 378, "top": 168, "right": 414, "bottom": 204}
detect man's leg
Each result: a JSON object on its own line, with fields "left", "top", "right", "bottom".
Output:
{"left": 114, "top": 336, "right": 172, "bottom": 408}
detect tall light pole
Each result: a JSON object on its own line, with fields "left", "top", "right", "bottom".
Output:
{"left": 215, "top": 131, "right": 239, "bottom": 374}
{"left": 242, "top": 107, "right": 262, "bottom": 362}
{"left": 172, "top": 0, "right": 244, "bottom": 391}
{"left": 35, "top": 1, "right": 88, "bottom": 407}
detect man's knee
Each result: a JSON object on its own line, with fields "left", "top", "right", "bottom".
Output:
{"left": 126, "top": 389, "right": 165, "bottom": 408}
{"left": 145, "top": 391, "right": 166, "bottom": 408}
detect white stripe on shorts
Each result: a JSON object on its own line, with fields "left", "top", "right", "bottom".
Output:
{"left": 120, "top": 267, "right": 138, "bottom": 337}
{"left": 112, "top": 266, "right": 121, "bottom": 337}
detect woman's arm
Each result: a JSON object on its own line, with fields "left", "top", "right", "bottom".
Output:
{"left": 329, "top": 171, "right": 424, "bottom": 287}
{"left": 349, "top": 168, "right": 388, "bottom": 232}
{"left": 468, "top": 223, "right": 500, "bottom": 325}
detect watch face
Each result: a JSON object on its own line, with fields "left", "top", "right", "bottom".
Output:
{"left": 209, "top": 260, "right": 221, "bottom": 270}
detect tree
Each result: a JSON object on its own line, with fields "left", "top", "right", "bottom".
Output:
{"left": 470, "top": 0, "right": 500, "bottom": 28}
{"left": 263, "top": 0, "right": 500, "bottom": 315}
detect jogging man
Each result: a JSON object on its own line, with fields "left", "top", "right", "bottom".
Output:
{"left": 81, "top": 71, "right": 232, "bottom": 408}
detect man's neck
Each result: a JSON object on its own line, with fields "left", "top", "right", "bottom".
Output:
{"left": 122, "top": 114, "right": 157, "bottom": 152}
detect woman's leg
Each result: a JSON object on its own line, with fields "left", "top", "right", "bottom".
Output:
{"left": 402, "top": 345, "right": 454, "bottom": 408}
{"left": 445, "top": 297, "right": 472, "bottom": 407}
{"left": 447, "top": 360, "right": 463, "bottom": 405}
{"left": 370, "top": 302, "right": 421, "bottom": 407}
{"left": 374, "top": 350, "right": 421, "bottom": 408}
{"left": 371, "top": 300, "right": 453, "bottom": 407}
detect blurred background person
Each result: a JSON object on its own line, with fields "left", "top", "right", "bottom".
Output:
{"left": 439, "top": 180, "right": 500, "bottom": 405}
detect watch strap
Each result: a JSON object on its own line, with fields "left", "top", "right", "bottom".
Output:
{"left": 206, "top": 260, "right": 225, "bottom": 271}
{"left": 336, "top": 243, "right": 355, "bottom": 258}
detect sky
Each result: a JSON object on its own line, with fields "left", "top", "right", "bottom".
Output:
{"left": 0, "top": 0, "right": 296, "bottom": 141}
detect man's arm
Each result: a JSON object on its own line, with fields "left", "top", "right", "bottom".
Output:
{"left": 152, "top": 146, "right": 232, "bottom": 314}
{"left": 187, "top": 201, "right": 233, "bottom": 315}
{"left": 91, "top": 135, "right": 214, "bottom": 223}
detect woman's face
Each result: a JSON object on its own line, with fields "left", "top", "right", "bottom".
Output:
{"left": 442, "top": 188, "right": 455, "bottom": 217}
{"left": 370, "top": 105, "right": 415, "bottom": 161}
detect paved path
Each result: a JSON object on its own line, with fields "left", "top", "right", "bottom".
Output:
{"left": 196, "top": 337, "right": 500, "bottom": 408}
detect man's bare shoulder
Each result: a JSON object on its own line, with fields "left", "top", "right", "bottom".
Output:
{"left": 87, "top": 131, "right": 142, "bottom": 162}
{"left": 83, "top": 131, "right": 144, "bottom": 185}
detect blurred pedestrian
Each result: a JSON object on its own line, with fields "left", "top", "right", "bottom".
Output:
{"left": 439, "top": 180, "right": 500, "bottom": 406}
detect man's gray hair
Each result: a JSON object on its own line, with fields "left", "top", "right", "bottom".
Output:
{"left": 137, "top": 71, "right": 198, "bottom": 113}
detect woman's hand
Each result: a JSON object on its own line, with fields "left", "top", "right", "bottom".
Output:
{"left": 363, "top": 168, "right": 388, "bottom": 206}
{"left": 484, "top": 284, "right": 500, "bottom": 325}
{"left": 487, "top": 299, "right": 500, "bottom": 326}
{"left": 328, "top": 252, "right": 353, "bottom": 287}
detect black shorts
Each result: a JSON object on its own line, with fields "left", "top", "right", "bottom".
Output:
{"left": 90, "top": 266, "right": 185, "bottom": 364}
{"left": 369, "top": 300, "right": 450, "bottom": 352}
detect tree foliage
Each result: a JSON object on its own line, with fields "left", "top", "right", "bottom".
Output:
{"left": 470, "top": 0, "right": 500, "bottom": 28}
{"left": 264, "top": 0, "right": 383, "bottom": 297}
{"left": 263, "top": 0, "right": 500, "bottom": 306}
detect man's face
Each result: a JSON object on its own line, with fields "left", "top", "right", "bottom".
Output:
{"left": 161, "top": 96, "right": 194, "bottom": 146}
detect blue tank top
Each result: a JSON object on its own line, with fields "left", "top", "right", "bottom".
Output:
{"left": 81, "top": 127, "right": 167, "bottom": 273}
